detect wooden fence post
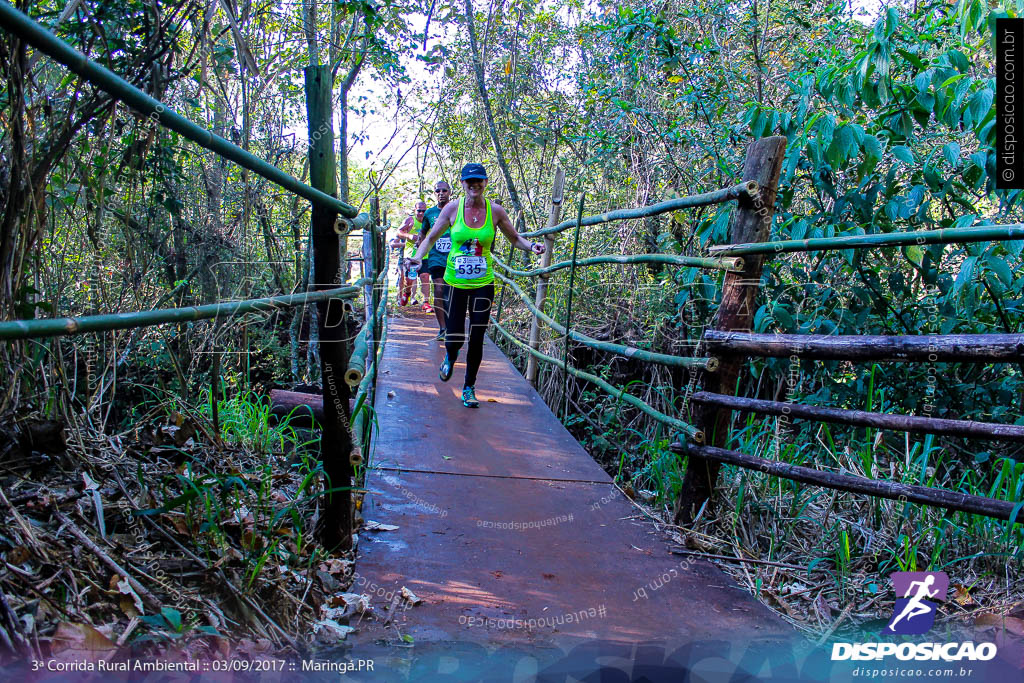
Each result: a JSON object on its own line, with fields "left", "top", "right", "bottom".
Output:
{"left": 525, "top": 167, "right": 565, "bottom": 386}
{"left": 674, "top": 136, "right": 787, "bottom": 526}
{"left": 305, "top": 64, "right": 355, "bottom": 550}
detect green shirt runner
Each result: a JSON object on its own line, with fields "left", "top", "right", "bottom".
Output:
{"left": 444, "top": 197, "right": 495, "bottom": 288}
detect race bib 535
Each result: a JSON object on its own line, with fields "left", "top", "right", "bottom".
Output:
{"left": 454, "top": 255, "right": 486, "bottom": 279}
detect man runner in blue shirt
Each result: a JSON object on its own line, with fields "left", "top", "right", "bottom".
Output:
{"left": 421, "top": 181, "right": 452, "bottom": 341}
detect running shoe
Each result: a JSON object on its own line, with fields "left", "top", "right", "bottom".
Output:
{"left": 434, "top": 330, "right": 446, "bottom": 342}
{"left": 439, "top": 354, "right": 453, "bottom": 382}
{"left": 461, "top": 386, "right": 479, "bottom": 408}
{"left": 422, "top": 302, "right": 434, "bottom": 313}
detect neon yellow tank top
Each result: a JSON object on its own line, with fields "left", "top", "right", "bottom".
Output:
{"left": 444, "top": 199, "right": 494, "bottom": 288}
{"left": 404, "top": 218, "right": 422, "bottom": 258}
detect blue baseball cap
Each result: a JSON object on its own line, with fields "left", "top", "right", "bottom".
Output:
{"left": 460, "top": 163, "right": 488, "bottom": 180}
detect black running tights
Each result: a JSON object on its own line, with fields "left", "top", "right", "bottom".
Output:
{"left": 444, "top": 283, "right": 494, "bottom": 387}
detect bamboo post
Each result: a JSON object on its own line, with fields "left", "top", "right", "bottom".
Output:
{"left": 526, "top": 168, "right": 565, "bottom": 386}
{"left": 369, "top": 194, "right": 383, "bottom": 354}
{"left": 674, "top": 136, "right": 787, "bottom": 527}
{"left": 305, "top": 64, "right": 355, "bottom": 551}
{"left": 560, "top": 195, "right": 585, "bottom": 418}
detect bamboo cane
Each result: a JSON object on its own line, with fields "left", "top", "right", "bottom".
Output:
{"left": 494, "top": 271, "right": 716, "bottom": 370}
{"left": 0, "top": 284, "right": 363, "bottom": 341}
{"left": 345, "top": 293, "right": 387, "bottom": 388}
{"left": 496, "top": 253, "right": 743, "bottom": 276}
{"left": 352, "top": 299, "right": 390, "bottom": 459}
{"left": 492, "top": 321, "right": 703, "bottom": 441}
{"left": 561, "top": 195, "right": 585, "bottom": 418}
{"left": 709, "top": 224, "right": 1024, "bottom": 256}
{"left": 525, "top": 168, "right": 565, "bottom": 386}
{"left": 523, "top": 182, "right": 758, "bottom": 238}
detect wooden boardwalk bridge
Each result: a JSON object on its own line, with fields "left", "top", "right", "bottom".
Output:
{"left": 340, "top": 313, "right": 798, "bottom": 676}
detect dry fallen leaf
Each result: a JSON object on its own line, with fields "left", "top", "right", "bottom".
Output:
{"left": 487, "top": 398, "right": 497, "bottom": 403}
{"left": 975, "top": 613, "right": 1024, "bottom": 636}
{"left": 330, "top": 592, "right": 373, "bottom": 615}
{"left": 312, "top": 619, "right": 355, "bottom": 643}
{"left": 51, "top": 622, "right": 118, "bottom": 662}
{"left": 115, "top": 576, "right": 144, "bottom": 616}
{"left": 401, "top": 587, "right": 423, "bottom": 606}
{"left": 952, "top": 583, "right": 975, "bottom": 606}
{"left": 319, "top": 558, "right": 352, "bottom": 575}
{"left": 814, "top": 594, "right": 833, "bottom": 620}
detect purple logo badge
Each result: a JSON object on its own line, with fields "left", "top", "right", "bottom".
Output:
{"left": 883, "top": 571, "right": 949, "bottom": 635}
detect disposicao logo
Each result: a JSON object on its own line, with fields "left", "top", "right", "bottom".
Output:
{"left": 831, "top": 571, "right": 998, "bottom": 663}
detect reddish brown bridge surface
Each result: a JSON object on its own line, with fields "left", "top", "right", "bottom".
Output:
{"left": 342, "top": 313, "right": 799, "bottom": 675}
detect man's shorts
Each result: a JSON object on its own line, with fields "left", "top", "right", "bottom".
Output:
{"left": 428, "top": 265, "right": 446, "bottom": 280}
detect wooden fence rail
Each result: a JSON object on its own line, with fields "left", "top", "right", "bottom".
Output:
{"left": 692, "top": 392, "right": 1024, "bottom": 446}
{"left": 674, "top": 443, "right": 1023, "bottom": 522}
{"left": 702, "top": 331, "right": 1024, "bottom": 362}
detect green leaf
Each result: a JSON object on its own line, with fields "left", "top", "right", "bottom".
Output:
{"left": 161, "top": 607, "right": 183, "bottom": 631}
{"left": 903, "top": 245, "right": 924, "bottom": 266}
{"left": 862, "top": 134, "right": 882, "bottom": 162}
{"left": 772, "top": 302, "right": 794, "bottom": 330}
{"left": 966, "top": 89, "right": 993, "bottom": 130}
{"left": 891, "top": 146, "right": 914, "bottom": 164}
{"left": 951, "top": 255, "right": 977, "bottom": 295}
{"left": 985, "top": 253, "right": 1014, "bottom": 287}
{"left": 942, "top": 142, "right": 960, "bottom": 168}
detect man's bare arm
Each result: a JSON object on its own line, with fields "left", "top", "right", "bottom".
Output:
{"left": 411, "top": 202, "right": 457, "bottom": 262}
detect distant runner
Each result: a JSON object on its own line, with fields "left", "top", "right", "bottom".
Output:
{"left": 422, "top": 181, "right": 452, "bottom": 341}
{"left": 408, "top": 163, "right": 544, "bottom": 408}
{"left": 391, "top": 202, "right": 431, "bottom": 307}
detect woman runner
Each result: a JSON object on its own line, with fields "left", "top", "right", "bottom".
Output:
{"left": 407, "top": 163, "right": 544, "bottom": 407}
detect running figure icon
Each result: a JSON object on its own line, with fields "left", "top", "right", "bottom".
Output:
{"left": 887, "top": 575, "right": 938, "bottom": 630}
{"left": 883, "top": 571, "right": 948, "bottom": 635}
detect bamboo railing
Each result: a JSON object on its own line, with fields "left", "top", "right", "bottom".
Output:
{"left": 523, "top": 182, "right": 758, "bottom": 238}
{"left": 0, "top": 284, "right": 364, "bottom": 341}
{"left": 709, "top": 224, "right": 1024, "bottom": 256}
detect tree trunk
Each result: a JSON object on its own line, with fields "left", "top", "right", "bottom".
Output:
{"left": 305, "top": 64, "right": 355, "bottom": 551}
{"left": 674, "top": 136, "right": 787, "bottom": 526}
